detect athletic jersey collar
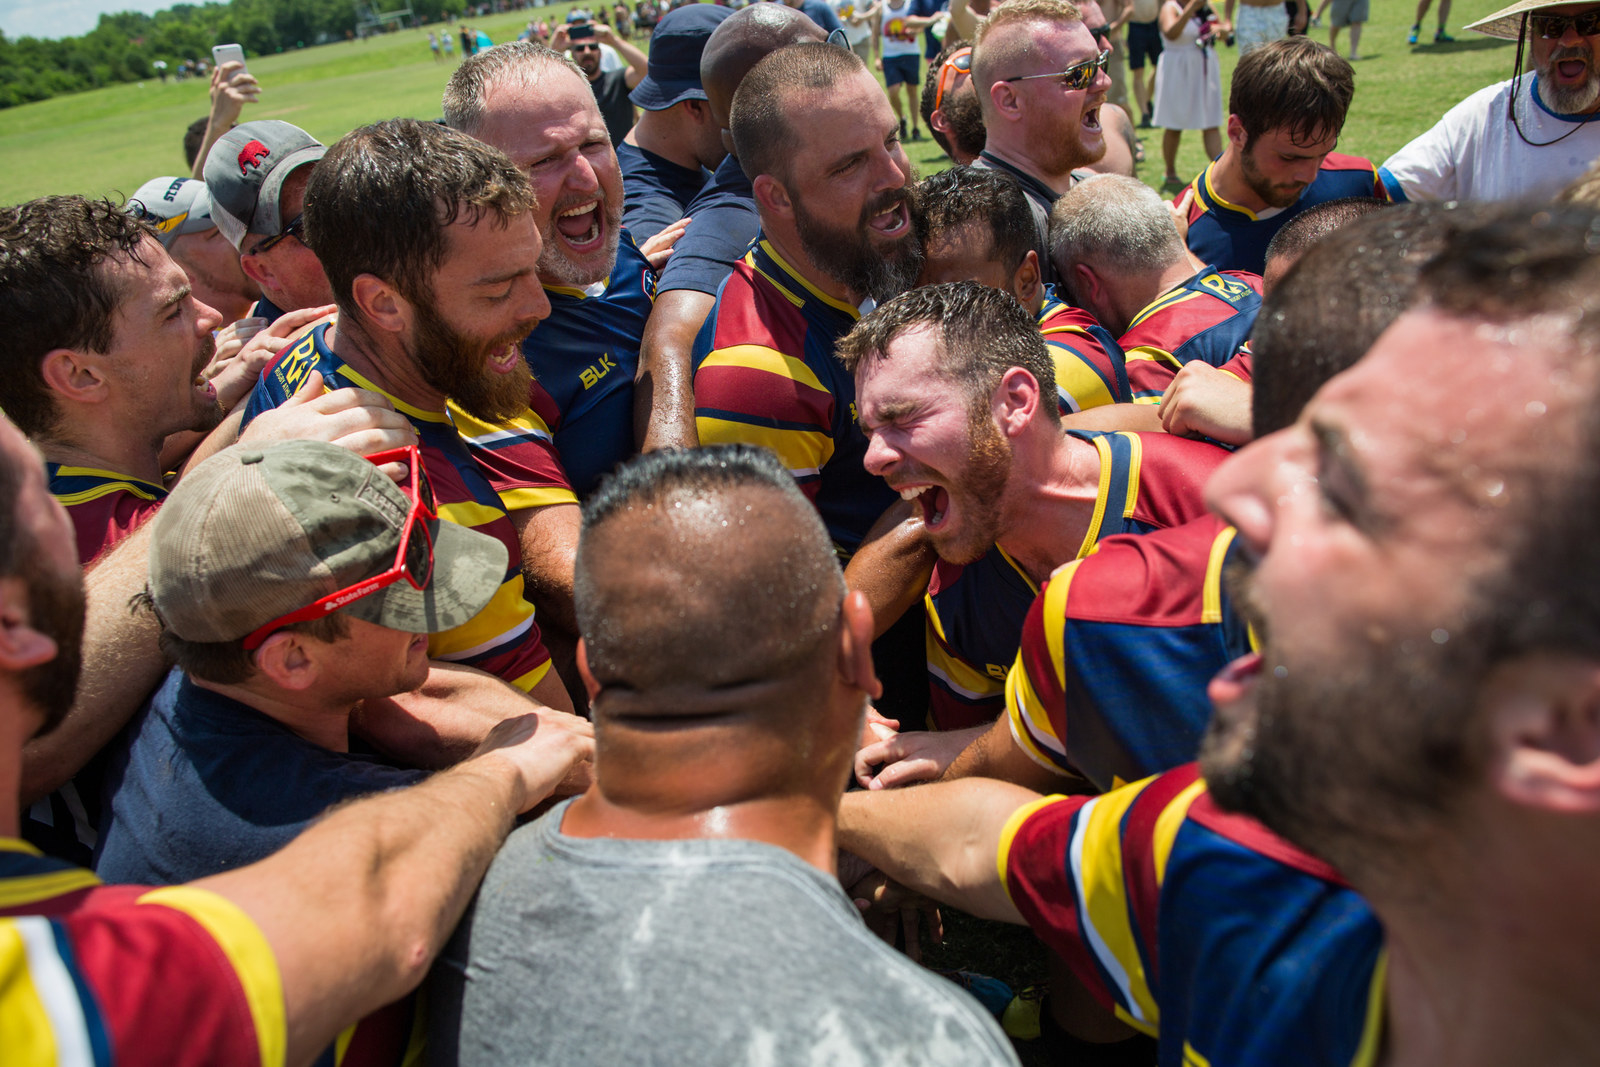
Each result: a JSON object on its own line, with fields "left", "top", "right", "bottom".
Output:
{"left": 308, "top": 324, "right": 451, "bottom": 424}
{"left": 1126, "top": 263, "right": 1226, "bottom": 331}
{"left": 1528, "top": 74, "right": 1600, "bottom": 124}
{"left": 978, "top": 151, "right": 1062, "bottom": 209}
{"left": 45, "top": 463, "right": 167, "bottom": 501}
{"left": 1195, "top": 160, "right": 1289, "bottom": 222}
{"left": 749, "top": 238, "right": 863, "bottom": 319}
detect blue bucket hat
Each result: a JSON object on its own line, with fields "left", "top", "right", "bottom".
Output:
{"left": 629, "top": 4, "right": 733, "bottom": 111}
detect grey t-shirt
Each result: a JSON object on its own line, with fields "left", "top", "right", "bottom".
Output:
{"left": 429, "top": 799, "right": 1020, "bottom": 1066}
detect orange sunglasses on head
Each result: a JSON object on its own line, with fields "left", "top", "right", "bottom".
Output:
{"left": 934, "top": 46, "right": 973, "bottom": 114}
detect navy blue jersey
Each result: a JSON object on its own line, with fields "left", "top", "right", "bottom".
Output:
{"left": 1180, "top": 153, "right": 1389, "bottom": 275}
{"left": 927, "top": 431, "right": 1226, "bottom": 730}
{"left": 617, "top": 141, "right": 709, "bottom": 246}
{"left": 692, "top": 238, "right": 895, "bottom": 555}
{"left": 1120, "top": 266, "right": 1262, "bottom": 403}
{"left": 1001, "top": 765, "right": 1385, "bottom": 1067}
{"left": 523, "top": 229, "right": 656, "bottom": 497}
{"left": 655, "top": 154, "right": 759, "bottom": 297}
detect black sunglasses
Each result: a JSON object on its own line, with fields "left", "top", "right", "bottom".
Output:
{"left": 253, "top": 213, "right": 304, "bottom": 254}
{"left": 1530, "top": 9, "right": 1600, "bottom": 36}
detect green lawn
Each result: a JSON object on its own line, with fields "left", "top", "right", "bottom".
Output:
{"left": 0, "top": 0, "right": 1521, "bottom": 206}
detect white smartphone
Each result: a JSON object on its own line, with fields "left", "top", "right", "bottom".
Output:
{"left": 211, "top": 43, "right": 247, "bottom": 74}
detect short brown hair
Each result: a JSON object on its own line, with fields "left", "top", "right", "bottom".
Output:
{"left": 917, "top": 166, "right": 1035, "bottom": 276}
{"left": 1229, "top": 37, "right": 1354, "bottom": 147}
{"left": 134, "top": 587, "right": 349, "bottom": 685}
{"left": 304, "top": 119, "right": 536, "bottom": 318}
{"left": 731, "top": 41, "right": 865, "bottom": 185}
{"left": 0, "top": 197, "right": 154, "bottom": 436}
{"left": 837, "top": 280, "right": 1059, "bottom": 426}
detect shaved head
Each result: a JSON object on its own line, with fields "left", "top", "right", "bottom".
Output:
{"left": 701, "top": 3, "right": 827, "bottom": 128}
{"left": 576, "top": 447, "right": 845, "bottom": 703}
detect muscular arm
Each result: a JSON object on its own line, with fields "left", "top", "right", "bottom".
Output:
{"left": 837, "top": 779, "right": 1041, "bottom": 924}
{"left": 635, "top": 289, "right": 715, "bottom": 452}
{"left": 21, "top": 520, "right": 163, "bottom": 803}
{"left": 198, "top": 713, "right": 592, "bottom": 1067}
{"left": 940, "top": 713, "right": 1088, "bottom": 793}
{"left": 843, "top": 499, "right": 936, "bottom": 640}
{"left": 508, "top": 502, "right": 584, "bottom": 708}
{"left": 1060, "top": 402, "right": 1165, "bottom": 433}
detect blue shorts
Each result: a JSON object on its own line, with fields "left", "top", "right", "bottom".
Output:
{"left": 883, "top": 53, "right": 920, "bottom": 87}
{"left": 1126, "top": 21, "right": 1164, "bottom": 69}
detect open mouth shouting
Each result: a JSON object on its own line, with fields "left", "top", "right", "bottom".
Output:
{"left": 553, "top": 199, "right": 606, "bottom": 254}
{"left": 898, "top": 482, "right": 952, "bottom": 531}
{"left": 868, "top": 199, "right": 912, "bottom": 239}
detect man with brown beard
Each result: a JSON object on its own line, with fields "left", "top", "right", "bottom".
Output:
{"left": 691, "top": 42, "right": 921, "bottom": 560}
{"left": 241, "top": 119, "right": 574, "bottom": 714}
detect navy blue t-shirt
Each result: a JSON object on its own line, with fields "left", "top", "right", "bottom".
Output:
{"left": 94, "top": 669, "right": 427, "bottom": 885}
{"left": 618, "top": 140, "right": 710, "bottom": 245}
{"left": 655, "top": 154, "right": 760, "bottom": 297}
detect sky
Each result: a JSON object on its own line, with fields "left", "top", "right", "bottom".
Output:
{"left": 0, "top": 0, "right": 174, "bottom": 41}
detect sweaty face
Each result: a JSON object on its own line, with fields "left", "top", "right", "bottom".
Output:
{"left": 785, "top": 70, "right": 924, "bottom": 304}
{"left": 1238, "top": 126, "right": 1339, "bottom": 210}
{"left": 858, "top": 324, "right": 1013, "bottom": 565}
{"left": 998, "top": 19, "right": 1109, "bottom": 176}
{"left": 1197, "top": 310, "right": 1581, "bottom": 869}
{"left": 1532, "top": 5, "right": 1600, "bottom": 115}
{"left": 100, "top": 238, "right": 226, "bottom": 440}
{"left": 404, "top": 211, "right": 549, "bottom": 422}
{"left": 472, "top": 69, "right": 625, "bottom": 289}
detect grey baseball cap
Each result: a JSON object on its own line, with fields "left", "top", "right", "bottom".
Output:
{"left": 149, "top": 441, "right": 506, "bottom": 643}
{"left": 203, "top": 119, "right": 326, "bottom": 251}
{"left": 126, "top": 177, "right": 217, "bottom": 249}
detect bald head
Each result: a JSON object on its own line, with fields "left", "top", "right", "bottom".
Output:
{"left": 701, "top": 3, "right": 827, "bottom": 129}
{"left": 576, "top": 447, "right": 845, "bottom": 703}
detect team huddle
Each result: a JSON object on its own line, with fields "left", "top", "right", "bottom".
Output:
{"left": 4, "top": 0, "right": 1600, "bottom": 1063}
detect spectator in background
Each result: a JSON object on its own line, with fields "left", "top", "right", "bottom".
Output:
{"left": 204, "top": 119, "right": 336, "bottom": 324}
{"left": 1226, "top": 0, "right": 1288, "bottom": 53}
{"left": 1325, "top": 0, "right": 1366, "bottom": 58}
{"left": 126, "top": 176, "right": 260, "bottom": 324}
{"left": 868, "top": 0, "right": 939, "bottom": 141}
{"left": 618, "top": 3, "right": 732, "bottom": 243}
{"left": 552, "top": 19, "right": 650, "bottom": 144}
{"left": 1379, "top": 0, "right": 1600, "bottom": 203}
{"left": 834, "top": 0, "right": 877, "bottom": 60}
{"left": 786, "top": 0, "right": 847, "bottom": 34}
{"left": 1153, "top": 0, "right": 1225, "bottom": 194}
{"left": 186, "top": 59, "right": 259, "bottom": 180}
{"left": 1409, "top": 0, "right": 1454, "bottom": 42}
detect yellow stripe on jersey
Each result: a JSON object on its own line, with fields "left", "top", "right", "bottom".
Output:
{"left": 1152, "top": 779, "right": 1207, "bottom": 883}
{"left": 0, "top": 920, "right": 65, "bottom": 1065}
{"left": 0, "top": 869, "right": 102, "bottom": 910}
{"left": 428, "top": 578, "right": 535, "bottom": 664}
{"left": 698, "top": 344, "right": 830, "bottom": 395}
{"left": 1123, "top": 346, "right": 1182, "bottom": 404}
{"left": 436, "top": 498, "right": 513, "bottom": 530}
{"left": 49, "top": 466, "right": 164, "bottom": 506}
{"left": 335, "top": 365, "right": 450, "bottom": 424}
{"left": 1121, "top": 433, "right": 1144, "bottom": 520}
{"left": 139, "top": 886, "right": 287, "bottom": 1067}
{"left": 995, "top": 795, "right": 1070, "bottom": 906}
{"left": 1078, "top": 436, "right": 1117, "bottom": 557}
{"left": 1126, "top": 287, "right": 1205, "bottom": 332}
{"left": 497, "top": 486, "right": 579, "bottom": 512}
{"left": 508, "top": 657, "right": 553, "bottom": 693}
{"left": 695, "top": 417, "right": 835, "bottom": 483}
{"left": 1349, "top": 951, "right": 1388, "bottom": 1067}
{"left": 1004, "top": 560, "right": 1081, "bottom": 772}
{"left": 1047, "top": 345, "right": 1118, "bottom": 413}
{"left": 924, "top": 603, "right": 1003, "bottom": 703}
{"left": 1201, "top": 526, "right": 1237, "bottom": 624}
{"left": 752, "top": 241, "right": 862, "bottom": 319}
{"left": 1072, "top": 786, "right": 1161, "bottom": 1032}
{"left": 1183, "top": 1040, "right": 1214, "bottom": 1067}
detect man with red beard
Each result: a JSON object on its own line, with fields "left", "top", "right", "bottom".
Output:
{"left": 692, "top": 42, "right": 921, "bottom": 560}
{"left": 970, "top": 0, "right": 1111, "bottom": 284}
{"left": 1381, "top": 0, "right": 1600, "bottom": 201}
{"left": 242, "top": 119, "right": 575, "bottom": 714}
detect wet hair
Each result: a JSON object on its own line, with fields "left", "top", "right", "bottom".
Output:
{"left": 1261, "top": 196, "right": 1389, "bottom": 274}
{"left": 836, "top": 280, "right": 1059, "bottom": 426}
{"left": 304, "top": 119, "right": 535, "bottom": 317}
{"left": 731, "top": 41, "right": 865, "bottom": 184}
{"left": 0, "top": 196, "right": 154, "bottom": 436}
{"left": 576, "top": 445, "right": 845, "bottom": 692}
{"left": 442, "top": 41, "right": 587, "bottom": 135}
{"left": 916, "top": 166, "right": 1035, "bottom": 277}
{"left": 1229, "top": 36, "right": 1354, "bottom": 148}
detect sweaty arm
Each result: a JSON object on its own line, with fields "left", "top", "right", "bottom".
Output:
{"left": 1060, "top": 402, "right": 1164, "bottom": 434}
{"left": 635, "top": 288, "right": 716, "bottom": 452}
{"left": 843, "top": 498, "right": 936, "bottom": 640}
{"left": 940, "top": 713, "right": 1086, "bottom": 792}
{"left": 198, "top": 712, "right": 593, "bottom": 1066}
{"left": 837, "top": 779, "right": 1042, "bottom": 924}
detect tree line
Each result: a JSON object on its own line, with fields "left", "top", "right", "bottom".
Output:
{"left": 0, "top": 0, "right": 464, "bottom": 108}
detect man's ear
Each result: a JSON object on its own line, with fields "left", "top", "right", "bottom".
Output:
{"left": 682, "top": 99, "right": 713, "bottom": 125}
{"left": 239, "top": 249, "right": 275, "bottom": 291}
{"left": 992, "top": 366, "right": 1042, "bottom": 437}
{"left": 989, "top": 80, "right": 1022, "bottom": 122}
{"left": 38, "top": 348, "right": 110, "bottom": 406}
{"left": 253, "top": 631, "right": 320, "bottom": 692}
{"left": 1012, "top": 250, "right": 1041, "bottom": 308}
{"left": 1225, "top": 113, "right": 1248, "bottom": 151}
{"left": 1490, "top": 656, "right": 1600, "bottom": 814}
{"left": 837, "top": 589, "right": 882, "bottom": 701}
{"left": 752, "top": 173, "right": 794, "bottom": 220}
{"left": 576, "top": 638, "right": 602, "bottom": 702}
{"left": 0, "top": 577, "right": 60, "bottom": 672}
{"left": 350, "top": 274, "right": 409, "bottom": 337}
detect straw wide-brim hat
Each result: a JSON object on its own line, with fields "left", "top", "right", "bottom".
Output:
{"left": 1467, "top": 0, "right": 1593, "bottom": 40}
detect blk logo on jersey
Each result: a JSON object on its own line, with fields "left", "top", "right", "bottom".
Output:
{"left": 580, "top": 354, "right": 617, "bottom": 390}
{"left": 237, "top": 140, "right": 271, "bottom": 176}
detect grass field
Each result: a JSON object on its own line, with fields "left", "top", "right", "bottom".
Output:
{"left": 0, "top": 0, "right": 1521, "bottom": 205}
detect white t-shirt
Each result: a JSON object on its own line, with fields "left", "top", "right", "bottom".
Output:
{"left": 834, "top": 0, "right": 873, "bottom": 45}
{"left": 880, "top": 0, "right": 922, "bottom": 57}
{"left": 1380, "top": 75, "right": 1600, "bottom": 203}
